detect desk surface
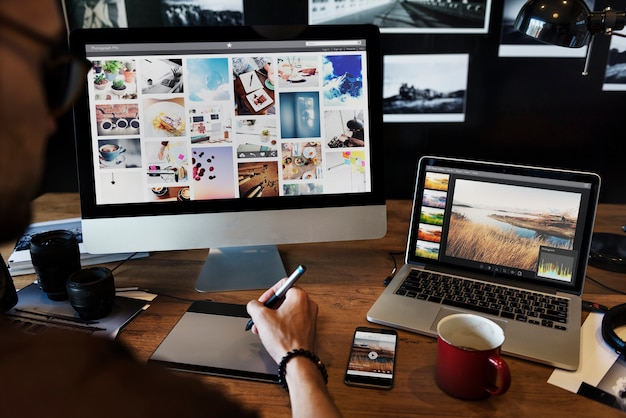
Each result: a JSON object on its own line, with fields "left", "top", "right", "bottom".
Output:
{"left": 3, "top": 193, "right": 626, "bottom": 417}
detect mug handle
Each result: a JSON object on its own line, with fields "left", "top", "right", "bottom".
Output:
{"left": 485, "top": 354, "right": 511, "bottom": 396}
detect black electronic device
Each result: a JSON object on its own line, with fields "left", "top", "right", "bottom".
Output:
{"left": 588, "top": 233, "right": 626, "bottom": 273}
{"left": 0, "top": 254, "right": 18, "bottom": 312}
{"left": 66, "top": 267, "right": 116, "bottom": 320}
{"left": 601, "top": 303, "right": 626, "bottom": 355}
{"left": 69, "top": 24, "right": 386, "bottom": 293}
{"left": 344, "top": 327, "right": 397, "bottom": 390}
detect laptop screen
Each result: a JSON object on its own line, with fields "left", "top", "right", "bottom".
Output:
{"left": 407, "top": 156, "right": 601, "bottom": 295}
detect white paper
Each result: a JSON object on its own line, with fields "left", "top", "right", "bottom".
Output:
{"left": 240, "top": 71, "right": 263, "bottom": 94}
{"left": 548, "top": 313, "right": 620, "bottom": 392}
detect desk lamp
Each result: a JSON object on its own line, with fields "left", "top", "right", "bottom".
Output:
{"left": 514, "top": 0, "right": 626, "bottom": 74}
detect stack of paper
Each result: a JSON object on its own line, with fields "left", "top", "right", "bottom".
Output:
{"left": 548, "top": 313, "right": 625, "bottom": 412}
{"left": 8, "top": 218, "right": 149, "bottom": 276}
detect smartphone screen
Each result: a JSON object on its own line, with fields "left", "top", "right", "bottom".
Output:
{"left": 344, "top": 327, "right": 397, "bottom": 389}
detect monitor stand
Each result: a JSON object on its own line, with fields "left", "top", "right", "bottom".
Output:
{"left": 194, "top": 245, "right": 287, "bottom": 292}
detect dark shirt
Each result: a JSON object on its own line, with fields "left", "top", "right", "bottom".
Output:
{"left": 350, "top": 129, "right": 364, "bottom": 141}
{"left": 0, "top": 318, "right": 259, "bottom": 417}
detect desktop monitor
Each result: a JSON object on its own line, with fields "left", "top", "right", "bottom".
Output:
{"left": 69, "top": 24, "right": 386, "bottom": 292}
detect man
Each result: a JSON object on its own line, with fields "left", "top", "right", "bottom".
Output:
{"left": 0, "top": 1, "right": 342, "bottom": 417}
{"left": 342, "top": 118, "right": 365, "bottom": 147}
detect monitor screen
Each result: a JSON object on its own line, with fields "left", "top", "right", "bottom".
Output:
{"left": 70, "top": 25, "right": 386, "bottom": 291}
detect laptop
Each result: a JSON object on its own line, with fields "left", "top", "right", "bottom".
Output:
{"left": 368, "top": 156, "right": 601, "bottom": 370}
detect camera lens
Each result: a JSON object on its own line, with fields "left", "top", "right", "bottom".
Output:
{"left": 29, "top": 230, "right": 81, "bottom": 301}
{"left": 67, "top": 267, "right": 115, "bottom": 320}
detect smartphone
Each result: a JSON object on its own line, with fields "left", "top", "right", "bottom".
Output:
{"left": 344, "top": 327, "right": 398, "bottom": 389}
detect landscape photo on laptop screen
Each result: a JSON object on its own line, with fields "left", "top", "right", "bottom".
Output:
{"left": 80, "top": 30, "right": 375, "bottom": 207}
{"left": 410, "top": 159, "right": 599, "bottom": 290}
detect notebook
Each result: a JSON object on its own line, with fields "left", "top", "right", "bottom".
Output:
{"left": 367, "top": 156, "right": 601, "bottom": 370}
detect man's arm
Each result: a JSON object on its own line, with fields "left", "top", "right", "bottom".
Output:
{"left": 283, "top": 356, "right": 342, "bottom": 418}
{"left": 247, "top": 282, "right": 342, "bottom": 418}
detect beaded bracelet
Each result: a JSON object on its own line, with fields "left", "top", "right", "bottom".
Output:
{"left": 277, "top": 348, "right": 328, "bottom": 392}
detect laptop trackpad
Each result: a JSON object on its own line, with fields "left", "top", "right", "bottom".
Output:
{"left": 429, "top": 308, "right": 509, "bottom": 333}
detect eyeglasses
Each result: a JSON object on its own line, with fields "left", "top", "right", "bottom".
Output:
{"left": 0, "top": 13, "right": 92, "bottom": 116}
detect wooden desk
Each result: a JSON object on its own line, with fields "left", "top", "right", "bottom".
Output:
{"left": 3, "top": 194, "right": 626, "bottom": 417}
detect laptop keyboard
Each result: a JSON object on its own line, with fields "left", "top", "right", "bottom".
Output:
{"left": 395, "top": 269, "right": 569, "bottom": 331}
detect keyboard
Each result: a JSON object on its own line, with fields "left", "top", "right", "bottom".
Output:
{"left": 395, "top": 269, "right": 570, "bottom": 331}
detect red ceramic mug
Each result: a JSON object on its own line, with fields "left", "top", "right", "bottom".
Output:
{"left": 436, "top": 313, "right": 511, "bottom": 400}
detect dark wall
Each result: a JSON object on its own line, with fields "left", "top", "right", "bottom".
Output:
{"left": 44, "top": 0, "right": 626, "bottom": 203}
{"left": 380, "top": 1, "right": 626, "bottom": 203}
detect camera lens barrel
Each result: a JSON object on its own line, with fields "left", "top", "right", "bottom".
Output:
{"left": 67, "top": 267, "right": 115, "bottom": 320}
{"left": 29, "top": 230, "right": 81, "bottom": 301}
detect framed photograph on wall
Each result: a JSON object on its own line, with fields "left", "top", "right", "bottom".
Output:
{"left": 63, "top": 0, "right": 128, "bottom": 31}
{"left": 603, "top": 30, "right": 626, "bottom": 91}
{"left": 161, "top": 0, "right": 243, "bottom": 26}
{"left": 309, "top": 0, "right": 492, "bottom": 34}
{"left": 383, "top": 54, "right": 469, "bottom": 123}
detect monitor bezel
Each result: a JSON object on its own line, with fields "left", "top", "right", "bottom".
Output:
{"left": 69, "top": 24, "right": 385, "bottom": 222}
{"left": 406, "top": 156, "right": 601, "bottom": 296}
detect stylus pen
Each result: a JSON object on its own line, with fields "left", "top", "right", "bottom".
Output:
{"left": 245, "top": 265, "right": 307, "bottom": 331}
